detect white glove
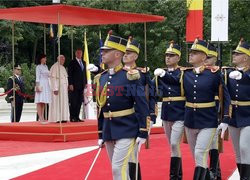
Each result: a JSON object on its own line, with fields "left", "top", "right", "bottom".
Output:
{"left": 229, "top": 70, "right": 242, "bottom": 80}
{"left": 87, "top": 64, "right": 99, "bottom": 73}
{"left": 136, "top": 137, "right": 146, "bottom": 152}
{"left": 148, "top": 121, "right": 154, "bottom": 135}
{"left": 154, "top": 68, "right": 166, "bottom": 77}
{"left": 217, "top": 123, "right": 228, "bottom": 139}
{"left": 98, "top": 139, "right": 104, "bottom": 147}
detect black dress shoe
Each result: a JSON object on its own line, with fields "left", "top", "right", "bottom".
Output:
{"left": 56, "top": 120, "right": 68, "bottom": 123}
{"left": 77, "top": 119, "right": 85, "bottom": 122}
{"left": 70, "top": 118, "right": 77, "bottom": 122}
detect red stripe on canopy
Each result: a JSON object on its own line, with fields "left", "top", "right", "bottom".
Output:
{"left": 0, "top": 4, "right": 164, "bottom": 26}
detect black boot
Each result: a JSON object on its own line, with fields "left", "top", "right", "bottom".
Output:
{"left": 170, "top": 157, "right": 181, "bottom": 180}
{"left": 209, "top": 149, "right": 219, "bottom": 179}
{"left": 240, "top": 164, "right": 250, "bottom": 180}
{"left": 129, "top": 162, "right": 141, "bottom": 180}
{"left": 193, "top": 166, "right": 206, "bottom": 180}
{"left": 205, "top": 168, "right": 211, "bottom": 180}
{"left": 178, "top": 159, "right": 183, "bottom": 180}
{"left": 216, "top": 161, "right": 222, "bottom": 180}
{"left": 237, "top": 163, "right": 242, "bottom": 176}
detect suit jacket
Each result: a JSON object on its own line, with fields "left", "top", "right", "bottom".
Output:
{"left": 68, "top": 58, "right": 87, "bottom": 91}
{"left": 6, "top": 75, "right": 25, "bottom": 103}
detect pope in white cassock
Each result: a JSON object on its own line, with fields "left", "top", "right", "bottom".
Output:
{"left": 48, "top": 55, "right": 70, "bottom": 123}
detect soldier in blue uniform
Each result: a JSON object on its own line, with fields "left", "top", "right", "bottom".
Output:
{"left": 123, "top": 37, "right": 156, "bottom": 180}
{"left": 6, "top": 64, "right": 25, "bottom": 122}
{"left": 204, "top": 43, "right": 222, "bottom": 179}
{"left": 154, "top": 41, "right": 185, "bottom": 180}
{"left": 222, "top": 39, "right": 250, "bottom": 179}
{"left": 95, "top": 33, "right": 150, "bottom": 180}
{"left": 182, "top": 39, "right": 231, "bottom": 180}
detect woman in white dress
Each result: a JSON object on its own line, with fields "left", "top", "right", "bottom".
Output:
{"left": 34, "top": 54, "right": 51, "bottom": 124}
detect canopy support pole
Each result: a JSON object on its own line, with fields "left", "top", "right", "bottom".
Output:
{"left": 57, "top": 12, "right": 62, "bottom": 134}
{"left": 12, "top": 21, "right": 16, "bottom": 123}
{"left": 43, "top": 24, "right": 48, "bottom": 121}
{"left": 71, "top": 27, "right": 74, "bottom": 60}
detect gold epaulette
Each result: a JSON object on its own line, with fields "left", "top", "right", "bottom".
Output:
{"left": 180, "top": 67, "right": 193, "bottom": 71}
{"left": 205, "top": 66, "right": 220, "bottom": 73}
{"left": 126, "top": 69, "right": 140, "bottom": 80}
{"left": 137, "top": 67, "right": 150, "bottom": 73}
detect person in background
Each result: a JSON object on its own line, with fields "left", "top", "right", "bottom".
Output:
{"left": 34, "top": 54, "right": 51, "bottom": 124}
{"left": 68, "top": 48, "right": 87, "bottom": 122}
{"left": 6, "top": 64, "right": 25, "bottom": 122}
{"left": 154, "top": 41, "right": 185, "bottom": 180}
{"left": 204, "top": 43, "right": 222, "bottom": 179}
{"left": 123, "top": 37, "right": 156, "bottom": 180}
{"left": 49, "top": 55, "right": 70, "bottom": 123}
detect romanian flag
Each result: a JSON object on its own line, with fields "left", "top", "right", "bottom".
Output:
{"left": 84, "top": 30, "right": 91, "bottom": 82}
{"left": 186, "top": 0, "right": 203, "bottom": 42}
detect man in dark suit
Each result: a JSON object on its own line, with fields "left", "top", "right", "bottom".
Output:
{"left": 68, "top": 48, "right": 87, "bottom": 122}
{"left": 6, "top": 64, "right": 25, "bottom": 123}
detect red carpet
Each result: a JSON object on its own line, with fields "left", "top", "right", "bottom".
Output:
{"left": 12, "top": 134, "right": 236, "bottom": 180}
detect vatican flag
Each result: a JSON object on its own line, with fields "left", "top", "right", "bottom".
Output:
{"left": 211, "top": 0, "right": 228, "bottom": 42}
{"left": 83, "top": 30, "right": 96, "bottom": 120}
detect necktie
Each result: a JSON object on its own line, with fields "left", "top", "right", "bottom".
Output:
{"left": 79, "top": 60, "right": 84, "bottom": 70}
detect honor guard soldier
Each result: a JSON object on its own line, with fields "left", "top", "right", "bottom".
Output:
{"left": 222, "top": 39, "right": 250, "bottom": 179}
{"left": 95, "top": 33, "right": 150, "bottom": 180}
{"left": 123, "top": 37, "right": 157, "bottom": 180}
{"left": 182, "top": 39, "right": 231, "bottom": 180}
{"left": 6, "top": 64, "right": 25, "bottom": 123}
{"left": 154, "top": 41, "right": 185, "bottom": 180}
{"left": 204, "top": 43, "right": 222, "bottom": 179}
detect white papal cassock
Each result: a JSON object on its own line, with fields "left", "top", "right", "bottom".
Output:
{"left": 48, "top": 62, "right": 70, "bottom": 122}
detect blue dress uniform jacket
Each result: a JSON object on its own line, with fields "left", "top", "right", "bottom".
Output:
{"left": 156, "top": 67, "right": 185, "bottom": 121}
{"left": 96, "top": 67, "right": 150, "bottom": 141}
{"left": 7, "top": 75, "right": 25, "bottom": 103}
{"left": 135, "top": 67, "right": 157, "bottom": 123}
{"left": 183, "top": 67, "right": 231, "bottom": 129}
{"left": 223, "top": 67, "right": 250, "bottom": 128}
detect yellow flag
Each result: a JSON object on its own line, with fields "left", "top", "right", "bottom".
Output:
{"left": 84, "top": 30, "right": 91, "bottom": 81}
{"left": 58, "top": 24, "right": 63, "bottom": 38}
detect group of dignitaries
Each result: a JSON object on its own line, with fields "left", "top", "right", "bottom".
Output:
{"left": 89, "top": 32, "right": 250, "bottom": 180}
